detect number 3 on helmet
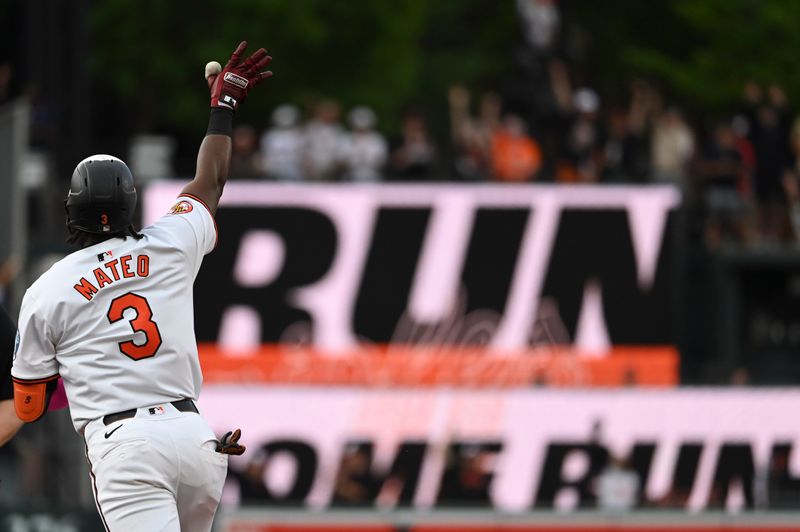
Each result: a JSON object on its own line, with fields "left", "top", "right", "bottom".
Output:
{"left": 64, "top": 154, "right": 137, "bottom": 236}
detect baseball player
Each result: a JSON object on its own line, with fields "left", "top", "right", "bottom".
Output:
{"left": 1, "top": 304, "right": 71, "bottom": 446}
{"left": 0, "top": 304, "right": 23, "bottom": 445}
{"left": 0, "top": 304, "right": 70, "bottom": 446}
{"left": 11, "top": 41, "right": 272, "bottom": 531}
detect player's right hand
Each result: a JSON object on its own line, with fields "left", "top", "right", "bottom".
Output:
{"left": 206, "top": 41, "right": 272, "bottom": 112}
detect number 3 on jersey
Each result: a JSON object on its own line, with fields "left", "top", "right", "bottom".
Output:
{"left": 106, "top": 292, "right": 163, "bottom": 360}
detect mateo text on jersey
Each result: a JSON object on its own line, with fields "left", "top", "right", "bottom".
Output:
{"left": 73, "top": 254, "right": 151, "bottom": 301}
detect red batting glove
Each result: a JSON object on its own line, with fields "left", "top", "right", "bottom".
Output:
{"left": 207, "top": 41, "right": 273, "bottom": 111}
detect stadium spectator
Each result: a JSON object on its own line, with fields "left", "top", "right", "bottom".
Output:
{"left": 602, "top": 109, "right": 631, "bottom": 183}
{"left": 561, "top": 87, "right": 603, "bottom": 182}
{"left": 448, "top": 85, "right": 502, "bottom": 180}
{"left": 788, "top": 114, "right": 800, "bottom": 180}
{"left": 25, "top": 85, "right": 57, "bottom": 151}
{"left": 516, "top": 0, "right": 561, "bottom": 56}
{"left": 729, "top": 367, "right": 751, "bottom": 386}
{"left": 229, "top": 124, "right": 264, "bottom": 179}
{"left": 731, "top": 114, "right": 757, "bottom": 176}
{"left": 541, "top": 59, "right": 577, "bottom": 181}
{"left": 490, "top": 114, "right": 543, "bottom": 182}
{"left": 389, "top": 111, "right": 438, "bottom": 180}
{"left": 0, "top": 257, "right": 18, "bottom": 308}
{"left": 743, "top": 83, "right": 794, "bottom": 243}
{"left": 624, "top": 80, "right": 659, "bottom": 183}
{"left": 782, "top": 170, "right": 800, "bottom": 242}
{"left": 331, "top": 444, "right": 383, "bottom": 506}
{"left": 304, "top": 99, "right": 347, "bottom": 180}
{"left": 651, "top": 107, "right": 695, "bottom": 187}
{"left": 601, "top": 83, "right": 662, "bottom": 186}
{"left": 437, "top": 444, "right": 497, "bottom": 506}
{"left": 340, "top": 106, "right": 388, "bottom": 181}
{"left": 692, "top": 122, "right": 750, "bottom": 247}
{"left": 261, "top": 104, "right": 305, "bottom": 181}
{"left": 782, "top": 117, "right": 800, "bottom": 243}
{"left": 595, "top": 456, "right": 641, "bottom": 512}
{"left": 764, "top": 445, "right": 800, "bottom": 509}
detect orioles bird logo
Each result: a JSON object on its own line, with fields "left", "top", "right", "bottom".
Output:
{"left": 168, "top": 201, "right": 194, "bottom": 215}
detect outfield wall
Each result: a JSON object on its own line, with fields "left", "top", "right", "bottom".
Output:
{"left": 144, "top": 182, "right": 681, "bottom": 353}
{"left": 199, "top": 388, "right": 800, "bottom": 514}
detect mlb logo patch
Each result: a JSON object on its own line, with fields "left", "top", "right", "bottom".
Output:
{"left": 148, "top": 406, "right": 165, "bottom": 416}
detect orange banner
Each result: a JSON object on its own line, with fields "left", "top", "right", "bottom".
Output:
{"left": 198, "top": 344, "right": 678, "bottom": 387}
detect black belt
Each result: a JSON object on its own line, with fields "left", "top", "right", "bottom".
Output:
{"left": 102, "top": 398, "right": 198, "bottom": 426}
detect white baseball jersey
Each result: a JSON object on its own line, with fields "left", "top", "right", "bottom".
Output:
{"left": 12, "top": 194, "right": 216, "bottom": 432}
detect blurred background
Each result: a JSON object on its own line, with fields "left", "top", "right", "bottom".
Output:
{"left": 2, "top": 0, "right": 800, "bottom": 530}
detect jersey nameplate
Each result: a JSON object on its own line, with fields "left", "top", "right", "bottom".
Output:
{"left": 73, "top": 254, "right": 151, "bottom": 301}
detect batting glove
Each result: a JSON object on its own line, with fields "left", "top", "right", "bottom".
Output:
{"left": 207, "top": 41, "right": 272, "bottom": 111}
{"left": 216, "top": 428, "right": 247, "bottom": 455}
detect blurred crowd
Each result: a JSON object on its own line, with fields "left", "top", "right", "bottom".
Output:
{"left": 227, "top": 100, "right": 436, "bottom": 183}
{"left": 3, "top": 0, "right": 800, "bottom": 250}
{"left": 202, "top": 0, "right": 800, "bottom": 249}
{"left": 227, "top": 76, "right": 800, "bottom": 249}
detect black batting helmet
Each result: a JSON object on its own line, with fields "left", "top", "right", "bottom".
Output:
{"left": 65, "top": 155, "right": 137, "bottom": 235}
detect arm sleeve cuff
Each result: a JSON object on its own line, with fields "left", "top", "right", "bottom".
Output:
{"left": 207, "top": 108, "right": 234, "bottom": 137}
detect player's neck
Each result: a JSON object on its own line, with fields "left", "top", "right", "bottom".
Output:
{"left": 81, "top": 236, "right": 114, "bottom": 249}
{"left": 68, "top": 229, "right": 117, "bottom": 250}
{"left": 69, "top": 226, "right": 144, "bottom": 249}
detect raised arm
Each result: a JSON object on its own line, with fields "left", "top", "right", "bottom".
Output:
{"left": 181, "top": 41, "right": 273, "bottom": 215}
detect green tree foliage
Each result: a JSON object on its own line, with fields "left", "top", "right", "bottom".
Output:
{"left": 90, "top": 0, "right": 516, "bottom": 134}
{"left": 572, "top": 0, "right": 800, "bottom": 112}
{"left": 92, "top": 0, "right": 800, "bottom": 134}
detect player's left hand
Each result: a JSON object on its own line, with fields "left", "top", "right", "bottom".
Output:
{"left": 206, "top": 41, "right": 273, "bottom": 112}
{"left": 216, "top": 428, "right": 246, "bottom": 455}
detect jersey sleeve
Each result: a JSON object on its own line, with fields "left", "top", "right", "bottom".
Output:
{"left": 10, "top": 291, "right": 58, "bottom": 384}
{"left": 0, "top": 305, "right": 16, "bottom": 401}
{"left": 149, "top": 194, "right": 218, "bottom": 275}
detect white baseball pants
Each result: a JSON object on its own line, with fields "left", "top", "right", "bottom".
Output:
{"left": 83, "top": 402, "right": 228, "bottom": 531}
